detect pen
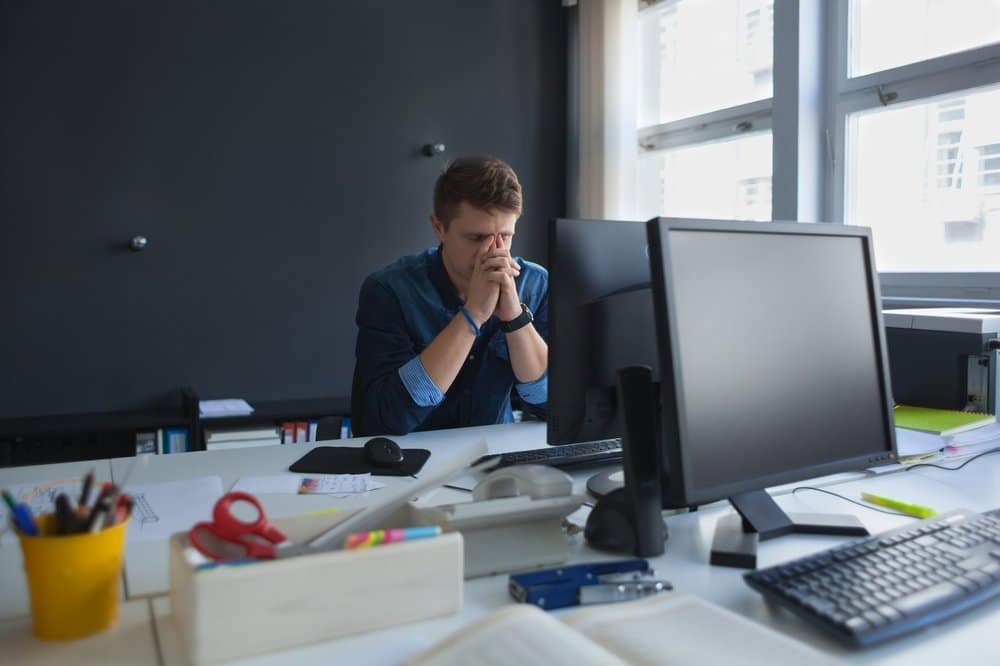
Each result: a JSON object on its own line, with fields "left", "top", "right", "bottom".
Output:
{"left": 55, "top": 493, "right": 82, "bottom": 534}
{"left": 78, "top": 469, "right": 94, "bottom": 509}
{"left": 2, "top": 489, "right": 16, "bottom": 512}
{"left": 344, "top": 525, "right": 442, "bottom": 549}
{"left": 11, "top": 503, "right": 40, "bottom": 536}
{"left": 86, "top": 483, "right": 114, "bottom": 532}
{"left": 861, "top": 492, "right": 937, "bottom": 519}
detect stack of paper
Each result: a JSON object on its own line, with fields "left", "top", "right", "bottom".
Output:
{"left": 205, "top": 427, "right": 281, "bottom": 450}
{"left": 893, "top": 405, "right": 995, "bottom": 437}
{"left": 199, "top": 399, "right": 255, "bottom": 419}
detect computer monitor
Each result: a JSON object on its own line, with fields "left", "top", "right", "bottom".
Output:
{"left": 547, "top": 218, "right": 656, "bottom": 445}
{"left": 647, "top": 217, "right": 898, "bottom": 567}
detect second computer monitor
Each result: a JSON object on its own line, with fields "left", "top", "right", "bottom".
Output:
{"left": 547, "top": 218, "right": 655, "bottom": 445}
{"left": 647, "top": 217, "right": 898, "bottom": 508}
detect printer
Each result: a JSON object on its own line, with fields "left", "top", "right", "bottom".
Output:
{"left": 883, "top": 308, "right": 1000, "bottom": 414}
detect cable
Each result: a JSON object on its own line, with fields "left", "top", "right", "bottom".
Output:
{"left": 904, "top": 447, "right": 1000, "bottom": 472}
{"left": 791, "top": 486, "right": 914, "bottom": 518}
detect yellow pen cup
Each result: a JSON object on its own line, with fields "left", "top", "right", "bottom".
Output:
{"left": 16, "top": 514, "right": 129, "bottom": 641}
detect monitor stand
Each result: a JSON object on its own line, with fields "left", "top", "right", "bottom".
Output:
{"left": 710, "top": 489, "right": 868, "bottom": 569}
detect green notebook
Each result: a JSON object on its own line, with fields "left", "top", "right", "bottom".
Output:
{"left": 893, "top": 405, "right": 996, "bottom": 437}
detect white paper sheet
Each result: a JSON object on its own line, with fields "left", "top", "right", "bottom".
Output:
{"left": 231, "top": 473, "right": 386, "bottom": 497}
{"left": 298, "top": 474, "right": 386, "bottom": 496}
{"left": 231, "top": 474, "right": 305, "bottom": 494}
{"left": 123, "top": 476, "right": 224, "bottom": 542}
{"left": 894, "top": 427, "right": 946, "bottom": 457}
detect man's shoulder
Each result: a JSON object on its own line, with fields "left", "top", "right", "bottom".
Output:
{"left": 365, "top": 248, "right": 436, "bottom": 291}
{"left": 515, "top": 257, "right": 548, "bottom": 298}
{"left": 515, "top": 257, "right": 548, "bottom": 280}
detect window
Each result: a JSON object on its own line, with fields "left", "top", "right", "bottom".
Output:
{"left": 637, "top": 0, "right": 774, "bottom": 221}
{"left": 835, "top": 1, "right": 1000, "bottom": 282}
{"left": 851, "top": 0, "right": 1000, "bottom": 77}
{"left": 638, "top": 132, "right": 772, "bottom": 221}
{"left": 627, "top": 0, "right": 1000, "bottom": 299}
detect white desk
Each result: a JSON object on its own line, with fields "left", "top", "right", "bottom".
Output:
{"left": 3, "top": 423, "right": 1000, "bottom": 664}
{"left": 112, "top": 423, "right": 526, "bottom": 597}
{"left": 0, "top": 460, "right": 115, "bottom": 620}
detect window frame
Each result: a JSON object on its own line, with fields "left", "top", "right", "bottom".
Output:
{"left": 826, "top": 0, "right": 1000, "bottom": 304}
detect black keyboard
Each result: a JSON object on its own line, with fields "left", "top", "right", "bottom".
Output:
{"left": 745, "top": 507, "right": 1000, "bottom": 647}
{"left": 474, "top": 438, "right": 623, "bottom": 469}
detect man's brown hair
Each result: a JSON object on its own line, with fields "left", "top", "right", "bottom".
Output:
{"left": 433, "top": 156, "right": 523, "bottom": 228}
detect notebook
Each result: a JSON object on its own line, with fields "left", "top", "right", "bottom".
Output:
{"left": 406, "top": 591, "right": 835, "bottom": 666}
{"left": 893, "top": 405, "right": 996, "bottom": 437}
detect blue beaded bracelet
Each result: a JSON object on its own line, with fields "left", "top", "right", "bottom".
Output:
{"left": 459, "top": 307, "right": 480, "bottom": 337}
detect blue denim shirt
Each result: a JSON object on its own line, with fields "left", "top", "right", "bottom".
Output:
{"left": 354, "top": 246, "right": 548, "bottom": 436}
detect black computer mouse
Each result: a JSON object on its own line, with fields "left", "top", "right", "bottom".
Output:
{"left": 363, "top": 436, "right": 405, "bottom": 467}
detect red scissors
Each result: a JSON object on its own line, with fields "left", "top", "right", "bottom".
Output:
{"left": 189, "top": 492, "right": 288, "bottom": 561}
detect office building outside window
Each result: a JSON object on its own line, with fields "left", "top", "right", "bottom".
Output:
{"left": 839, "top": 1, "right": 1000, "bottom": 274}
{"left": 637, "top": 0, "right": 774, "bottom": 221}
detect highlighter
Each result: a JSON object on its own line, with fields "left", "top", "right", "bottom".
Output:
{"left": 860, "top": 492, "right": 937, "bottom": 519}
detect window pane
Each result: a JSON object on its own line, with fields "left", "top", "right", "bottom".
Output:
{"left": 850, "top": 0, "right": 1000, "bottom": 77}
{"left": 846, "top": 85, "right": 1000, "bottom": 272}
{"left": 637, "top": 132, "right": 772, "bottom": 221}
{"left": 639, "top": 0, "right": 773, "bottom": 126}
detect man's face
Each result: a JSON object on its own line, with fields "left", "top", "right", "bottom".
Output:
{"left": 431, "top": 201, "right": 518, "bottom": 285}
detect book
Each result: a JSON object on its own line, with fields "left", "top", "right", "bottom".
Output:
{"left": 135, "top": 431, "right": 157, "bottom": 455}
{"left": 204, "top": 427, "right": 281, "bottom": 443}
{"left": 406, "top": 591, "right": 835, "bottom": 666}
{"left": 199, "top": 398, "right": 254, "bottom": 418}
{"left": 893, "top": 405, "right": 995, "bottom": 437}
{"left": 205, "top": 437, "right": 282, "bottom": 451}
{"left": 163, "top": 426, "right": 190, "bottom": 454}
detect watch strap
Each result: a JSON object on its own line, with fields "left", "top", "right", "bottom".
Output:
{"left": 500, "top": 303, "right": 533, "bottom": 333}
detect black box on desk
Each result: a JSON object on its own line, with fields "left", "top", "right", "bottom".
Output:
{"left": 883, "top": 308, "right": 1000, "bottom": 413}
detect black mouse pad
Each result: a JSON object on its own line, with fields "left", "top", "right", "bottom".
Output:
{"left": 289, "top": 446, "right": 430, "bottom": 476}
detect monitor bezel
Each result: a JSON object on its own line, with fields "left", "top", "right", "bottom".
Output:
{"left": 647, "top": 217, "right": 898, "bottom": 507}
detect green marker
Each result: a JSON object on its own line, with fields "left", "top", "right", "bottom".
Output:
{"left": 861, "top": 492, "right": 937, "bottom": 519}
{"left": 2, "top": 489, "right": 17, "bottom": 512}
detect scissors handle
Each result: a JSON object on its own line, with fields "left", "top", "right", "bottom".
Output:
{"left": 213, "top": 491, "right": 285, "bottom": 543}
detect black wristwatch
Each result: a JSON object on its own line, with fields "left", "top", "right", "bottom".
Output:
{"left": 500, "top": 303, "right": 534, "bottom": 333}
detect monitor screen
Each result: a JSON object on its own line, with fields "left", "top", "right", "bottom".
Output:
{"left": 648, "top": 218, "right": 897, "bottom": 506}
{"left": 547, "top": 218, "right": 654, "bottom": 445}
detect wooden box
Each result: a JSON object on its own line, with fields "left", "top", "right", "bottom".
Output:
{"left": 168, "top": 530, "right": 464, "bottom": 664}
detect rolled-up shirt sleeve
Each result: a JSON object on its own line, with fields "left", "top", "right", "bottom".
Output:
{"left": 515, "top": 371, "right": 547, "bottom": 405}
{"left": 354, "top": 276, "right": 440, "bottom": 436}
{"left": 398, "top": 356, "right": 445, "bottom": 407}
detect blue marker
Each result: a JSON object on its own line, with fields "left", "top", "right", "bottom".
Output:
{"left": 11, "top": 503, "right": 39, "bottom": 536}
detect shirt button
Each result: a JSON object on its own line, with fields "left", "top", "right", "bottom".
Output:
{"left": 468, "top": 354, "right": 475, "bottom": 360}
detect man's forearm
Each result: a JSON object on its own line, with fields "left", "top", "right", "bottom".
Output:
{"left": 505, "top": 324, "right": 547, "bottom": 383}
{"left": 418, "top": 313, "right": 478, "bottom": 393}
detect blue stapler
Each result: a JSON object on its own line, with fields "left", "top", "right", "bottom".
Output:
{"left": 508, "top": 559, "right": 672, "bottom": 610}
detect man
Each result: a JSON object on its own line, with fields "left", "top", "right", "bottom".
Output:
{"left": 353, "top": 156, "right": 548, "bottom": 436}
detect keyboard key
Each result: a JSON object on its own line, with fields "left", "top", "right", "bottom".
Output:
{"left": 892, "top": 582, "right": 965, "bottom": 617}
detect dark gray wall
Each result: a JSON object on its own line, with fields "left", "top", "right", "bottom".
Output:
{"left": 0, "top": 0, "right": 567, "bottom": 419}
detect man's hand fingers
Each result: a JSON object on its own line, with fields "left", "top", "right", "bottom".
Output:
{"left": 481, "top": 256, "right": 517, "bottom": 272}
